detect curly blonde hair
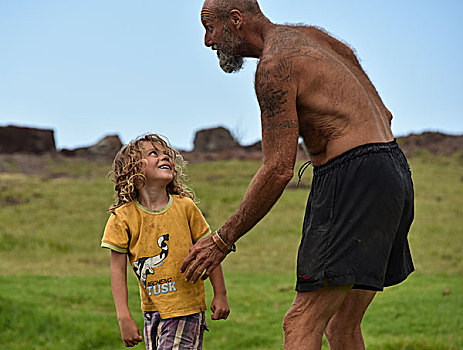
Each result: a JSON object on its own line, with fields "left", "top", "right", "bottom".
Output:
{"left": 108, "top": 133, "right": 196, "bottom": 212}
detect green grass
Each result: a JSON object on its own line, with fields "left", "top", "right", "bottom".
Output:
{"left": 0, "top": 153, "right": 462, "bottom": 349}
{"left": 0, "top": 273, "right": 460, "bottom": 349}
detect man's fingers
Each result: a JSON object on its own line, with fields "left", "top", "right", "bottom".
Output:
{"left": 200, "top": 270, "right": 209, "bottom": 281}
{"left": 180, "top": 249, "right": 196, "bottom": 273}
{"left": 184, "top": 258, "right": 202, "bottom": 282}
{"left": 201, "top": 261, "right": 219, "bottom": 281}
{"left": 190, "top": 261, "right": 210, "bottom": 283}
{"left": 181, "top": 235, "right": 228, "bottom": 282}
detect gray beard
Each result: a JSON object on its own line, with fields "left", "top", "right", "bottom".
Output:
{"left": 217, "top": 50, "right": 244, "bottom": 73}
{"left": 216, "top": 24, "right": 245, "bottom": 73}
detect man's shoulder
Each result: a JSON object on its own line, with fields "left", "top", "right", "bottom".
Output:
{"left": 259, "top": 25, "right": 324, "bottom": 68}
{"left": 263, "top": 25, "right": 314, "bottom": 51}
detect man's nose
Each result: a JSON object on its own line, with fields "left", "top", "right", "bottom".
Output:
{"left": 204, "top": 32, "right": 212, "bottom": 47}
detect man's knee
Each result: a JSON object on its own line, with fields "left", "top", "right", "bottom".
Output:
{"left": 325, "top": 317, "right": 361, "bottom": 340}
{"left": 283, "top": 304, "right": 301, "bottom": 334}
{"left": 283, "top": 300, "right": 323, "bottom": 336}
{"left": 325, "top": 290, "right": 376, "bottom": 345}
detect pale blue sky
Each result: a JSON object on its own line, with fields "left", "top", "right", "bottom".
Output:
{"left": 1, "top": 0, "right": 461, "bottom": 150}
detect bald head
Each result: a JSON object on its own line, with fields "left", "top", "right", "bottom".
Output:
{"left": 205, "top": 0, "right": 263, "bottom": 22}
{"left": 201, "top": 0, "right": 269, "bottom": 73}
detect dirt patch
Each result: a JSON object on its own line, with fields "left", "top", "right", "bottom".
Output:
{"left": 0, "top": 196, "right": 25, "bottom": 206}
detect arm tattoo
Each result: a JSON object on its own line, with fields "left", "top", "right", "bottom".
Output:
{"left": 258, "top": 86, "right": 289, "bottom": 119}
{"left": 282, "top": 48, "right": 321, "bottom": 61}
{"left": 256, "top": 59, "right": 292, "bottom": 119}
{"left": 256, "top": 68, "right": 270, "bottom": 82}
{"left": 275, "top": 59, "right": 292, "bottom": 82}
{"left": 262, "top": 120, "right": 298, "bottom": 131}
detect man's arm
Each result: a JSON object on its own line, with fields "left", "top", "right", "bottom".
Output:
{"left": 219, "top": 56, "right": 299, "bottom": 243}
{"left": 181, "top": 55, "right": 299, "bottom": 282}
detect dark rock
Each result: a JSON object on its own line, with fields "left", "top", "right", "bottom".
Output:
{"left": 61, "top": 135, "right": 122, "bottom": 159}
{"left": 0, "top": 125, "right": 56, "bottom": 154}
{"left": 243, "top": 140, "right": 262, "bottom": 152}
{"left": 193, "top": 127, "right": 240, "bottom": 153}
{"left": 87, "top": 135, "right": 122, "bottom": 158}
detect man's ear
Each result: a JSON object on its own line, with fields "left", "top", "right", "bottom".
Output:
{"left": 229, "top": 9, "right": 242, "bottom": 29}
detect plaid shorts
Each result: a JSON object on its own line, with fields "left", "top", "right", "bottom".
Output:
{"left": 143, "top": 311, "right": 208, "bottom": 350}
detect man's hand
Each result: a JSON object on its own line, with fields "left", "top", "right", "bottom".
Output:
{"left": 118, "top": 316, "right": 143, "bottom": 347}
{"left": 180, "top": 235, "right": 226, "bottom": 283}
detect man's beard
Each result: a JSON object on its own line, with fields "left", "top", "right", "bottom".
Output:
{"left": 216, "top": 25, "right": 245, "bottom": 73}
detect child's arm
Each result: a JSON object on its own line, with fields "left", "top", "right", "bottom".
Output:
{"left": 208, "top": 264, "right": 230, "bottom": 320}
{"left": 111, "top": 250, "right": 143, "bottom": 347}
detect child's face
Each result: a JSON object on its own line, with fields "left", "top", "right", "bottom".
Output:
{"left": 140, "top": 141, "right": 175, "bottom": 186}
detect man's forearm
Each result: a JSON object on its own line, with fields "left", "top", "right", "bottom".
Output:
{"left": 220, "top": 162, "right": 293, "bottom": 245}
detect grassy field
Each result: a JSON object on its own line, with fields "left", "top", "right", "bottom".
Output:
{"left": 0, "top": 152, "right": 462, "bottom": 349}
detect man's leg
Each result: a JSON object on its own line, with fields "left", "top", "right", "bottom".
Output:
{"left": 283, "top": 283, "right": 352, "bottom": 350}
{"left": 325, "top": 289, "right": 376, "bottom": 350}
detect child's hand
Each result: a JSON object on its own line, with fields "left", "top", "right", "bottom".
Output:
{"left": 118, "top": 316, "right": 143, "bottom": 347}
{"left": 210, "top": 294, "right": 230, "bottom": 320}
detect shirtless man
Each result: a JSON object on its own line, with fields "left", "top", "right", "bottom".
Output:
{"left": 181, "top": 1, "right": 415, "bottom": 349}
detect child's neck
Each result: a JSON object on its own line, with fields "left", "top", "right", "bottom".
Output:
{"left": 137, "top": 185, "right": 170, "bottom": 211}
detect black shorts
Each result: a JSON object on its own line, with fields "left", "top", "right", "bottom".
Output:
{"left": 296, "top": 140, "right": 415, "bottom": 292}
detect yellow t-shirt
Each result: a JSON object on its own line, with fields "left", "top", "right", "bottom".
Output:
{"left": 101, "top": 195, "right": 211, "bottom": 318}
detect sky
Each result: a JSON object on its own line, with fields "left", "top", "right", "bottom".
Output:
{"left": 0, "top": 0, "right": 462, "bottom": 151}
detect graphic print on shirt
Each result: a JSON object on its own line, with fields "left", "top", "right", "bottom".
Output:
{"left": 133, "top": 234, "right": 169, "bottom": 288}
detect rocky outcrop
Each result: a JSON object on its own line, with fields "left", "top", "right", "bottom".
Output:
{"left": 61, "top": 135, "right": 122, "bottom": 159}
{"left": 193, "top": 127, "right": 240, "bottom": 153}
{"left": 0, "top": 125, "right": 56, "bottom": 154}
{"left": 243, "top": 140, "right": 262, "bottom": 152}
{"left": 397, "top": 132, "right": 463, "bottom": 157}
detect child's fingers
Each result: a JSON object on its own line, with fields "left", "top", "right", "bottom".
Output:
{"left": 211, "top": 308, "right": 229, "bottom": 320}
{"left": 124, "top": 330, "right": 143, "bottom": 347}
{"left": 211, "top": 308, "right": 218, "bottom": 320}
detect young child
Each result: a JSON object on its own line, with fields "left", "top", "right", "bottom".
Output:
{"left": 101, "top": 133, "right": 230, "bottom": 349}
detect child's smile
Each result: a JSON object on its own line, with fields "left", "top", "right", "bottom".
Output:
{"left": 141, "top": 141, "right": 175, "bottom": 184}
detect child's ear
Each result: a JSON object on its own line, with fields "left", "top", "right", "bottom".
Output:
{"left": 134, "top": 175, "right": 146, "bottom": 190}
